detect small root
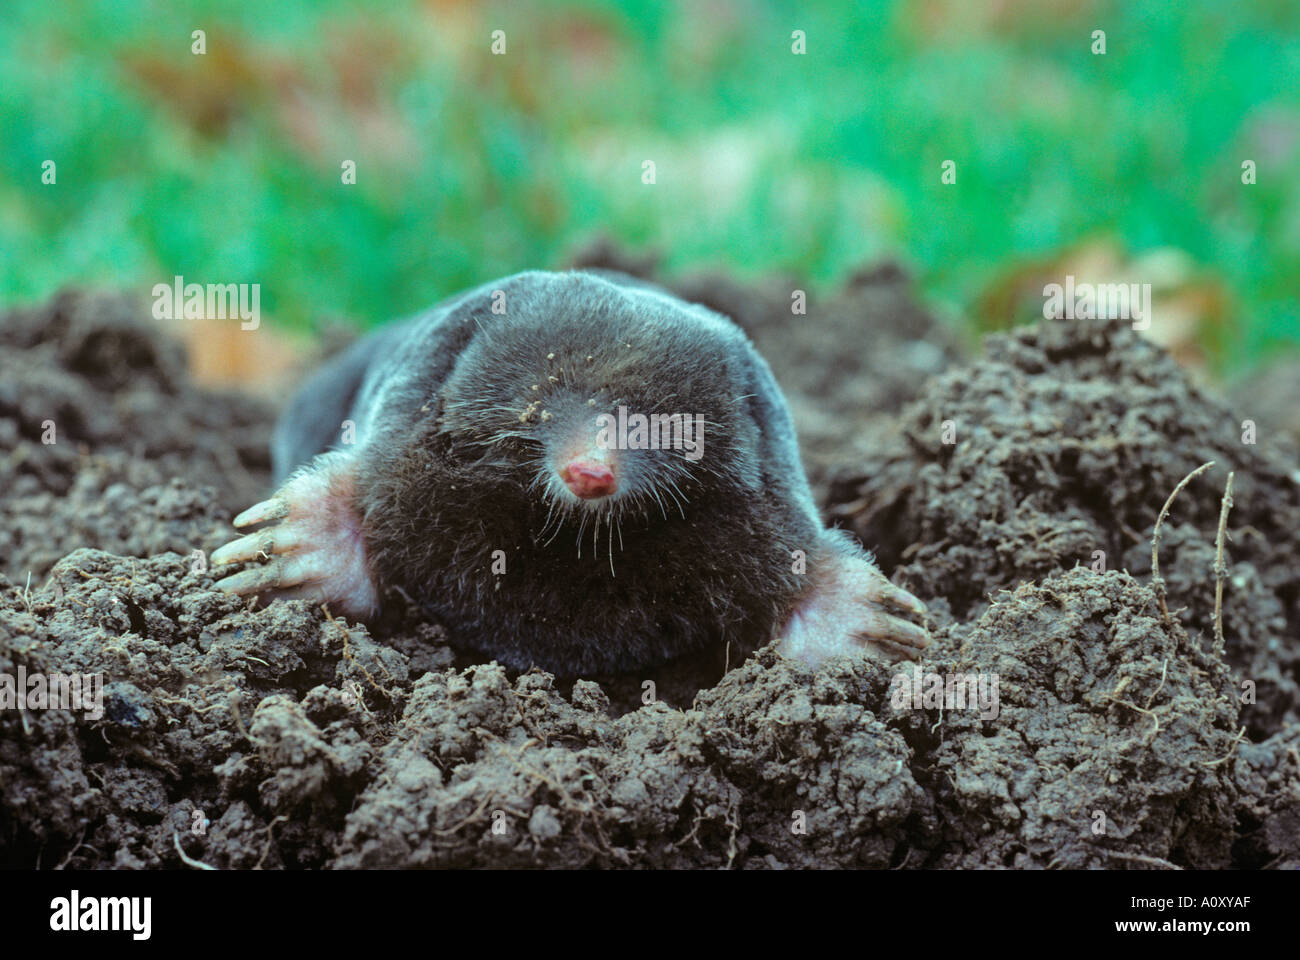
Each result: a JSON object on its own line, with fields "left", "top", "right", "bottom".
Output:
{"left": 1102, "top": 693, "right": 1160, "bottom": 738}
{"left": 173, "top": 830, "right": 217, "bottom": 871}
{"left": 1199, "top": 726, "right": 1247, "bottom": 768}
{"left": 1144, "top": 658, "right": 1169, "bottom": 710}
{"left": 254, "top": 815, "right": 288, "bottom": 870}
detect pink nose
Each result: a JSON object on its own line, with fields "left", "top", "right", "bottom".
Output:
{"left": 560, "top": 460, "right": 617, "bottom": 499}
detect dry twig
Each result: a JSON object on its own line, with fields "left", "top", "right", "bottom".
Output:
{"left": 1151, "top": 461, "right": 1215, "bottom": 622}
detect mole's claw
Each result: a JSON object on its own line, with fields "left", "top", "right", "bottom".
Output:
{"left": 212, "top": 553, "right": 329, "bottom": 595}
{"left": 213, "top": 568, "right": 262, "bottom": 596}
{"left": 852, "top": 605, "right": 931, "bottom": 654}
{"left": 211, "top": 531, "right": 271, "bottom": 566}
{"left": 211, "top": 527, "right": 305, "bottom": 566}
{"left": 233, "top": 497, "right": 289, "bottom": 528}
{"left": 212, "top": 561, "right": 285, "bottom": 595}
{"left": 778, "top": 549, "right": 931, "bottom": 668}
{"left": 212, "top": 453, "right": 379, "bottom": 619}
{"left": 864, "top": 575, "right": 929, "bottom": 620}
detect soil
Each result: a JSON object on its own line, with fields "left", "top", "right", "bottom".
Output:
{"left": 1, "top": 263, "right": 1296, "bottom": 870}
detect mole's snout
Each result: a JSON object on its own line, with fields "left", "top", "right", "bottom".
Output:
{"left": 560, "top": 459, "right": 617, "bottom": 499}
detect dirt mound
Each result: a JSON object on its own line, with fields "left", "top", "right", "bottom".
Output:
{"left": 1, "top": 281, "right": 1296, "bottom": 870}
{"left": 0, "top": 551, "right": 1251, "bottom": 870}
{"left": 1232, "top": 722, "right": 1300, "bottom": 869}
{"left": 829, "top": 318, "right": 1300, "bottom": 742}
{"left": 0, "top": 289, "right": 273, "bottom": 584}
{"left": 905, "top": 568, "right": 1239, "bottom": 868}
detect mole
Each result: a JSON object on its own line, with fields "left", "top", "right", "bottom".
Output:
{"left": 212, "top": 270, "right": 930, "bottom": 674}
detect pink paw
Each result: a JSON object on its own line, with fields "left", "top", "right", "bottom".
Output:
{"left": 211, "top": 453, "right": 378, "bottom": 619}
{"left": 778, "top": 551, "right": 930, "bottom": 668}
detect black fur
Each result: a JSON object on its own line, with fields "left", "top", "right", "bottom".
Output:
{"left": 278, "top": 270, "right": 832, "bottom": 674}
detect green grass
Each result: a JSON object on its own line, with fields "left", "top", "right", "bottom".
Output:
{"left": 1, "top": 0, "right": 1297, "bottom": 373}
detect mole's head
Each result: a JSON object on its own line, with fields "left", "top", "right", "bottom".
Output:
{"left": 433, "top": 272, "right": 760, "bottom": 527}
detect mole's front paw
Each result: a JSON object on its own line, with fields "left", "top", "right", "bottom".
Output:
{"left": 777, "top": 550, "right": 930, "bottom": 668}
{"left": 211, "top": 454, "right": 378, "bottom": 619}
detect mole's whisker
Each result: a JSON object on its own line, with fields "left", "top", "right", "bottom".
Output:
{"left": 664, "top": 479, "right": 690, "bottom": 517}
{"left": 647, "top": 485, "right": 669, "bottom": 521}
{"left": 575, "top": 510, "right": 589, "bottom": 558}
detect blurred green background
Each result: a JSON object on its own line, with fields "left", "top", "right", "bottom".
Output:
{"left": 1, "top": 0, "right": 1297, "bottom": 375}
